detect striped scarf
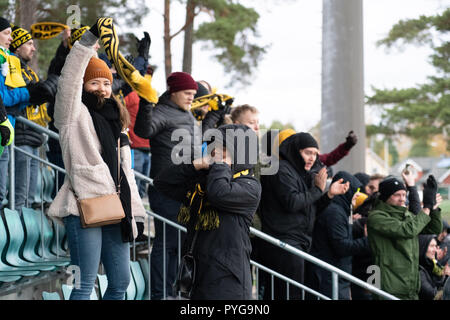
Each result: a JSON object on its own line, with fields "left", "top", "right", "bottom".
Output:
{"left": 177, "top": 169, "right": 251, "bottom": 231}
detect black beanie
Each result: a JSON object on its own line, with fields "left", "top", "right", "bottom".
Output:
{"left": 0, "top": 17, "right": 10, "bottom": 33}
{"left": 295, "top": 132, "right": 319, "bottom": 150}
{"left": 194, "top": 82, "right": 210, "bottom": 99}
{"left": 355, "top": 172, "right": 370, "bottom": 188}
{"left": 379, "top": 177, "right": 406, "bottom": 201}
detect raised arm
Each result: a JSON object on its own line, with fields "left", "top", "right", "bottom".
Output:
{"left": 53, "top": 31, "right": 97, "bottom": 129}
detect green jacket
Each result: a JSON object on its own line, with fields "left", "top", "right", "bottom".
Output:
{"left": 367, "top": 199, "right": 442, "bottom": 300}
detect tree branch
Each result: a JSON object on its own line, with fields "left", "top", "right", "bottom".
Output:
{"left": 169, "top": 5, "right": 201, "bottom": 40}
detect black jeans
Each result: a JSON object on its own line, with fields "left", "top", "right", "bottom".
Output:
{"left": 148, "top": 184, "right": 182, "bottom": 299}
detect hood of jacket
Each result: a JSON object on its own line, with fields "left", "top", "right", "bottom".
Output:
{"left": 419, "top": 234, "right": 436, "bottom": 268}
{"left": 279, "top": 132, "right": 324, "bottom": 185}
{"left": 209, "top": 123, "right": 258, "bottom": 174}
{"left": 330, "top": 171, "right": 363, "bottom": 213}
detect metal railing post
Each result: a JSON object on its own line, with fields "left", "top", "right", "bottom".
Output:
{"left": 9, "top": 143, "right": 15, "bottom": 210}
{"left": 332, "top": 272, "right": 339, "bottom": 300}
{"left": 163, "top": 221, "right": 166, "bottom": 299}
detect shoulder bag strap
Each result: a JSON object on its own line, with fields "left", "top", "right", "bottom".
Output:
{"left": 188, "top": 230, "right": 199, "bottom": 255}
{"left": 117, "top": 138, "right": 121, "bottom": 194}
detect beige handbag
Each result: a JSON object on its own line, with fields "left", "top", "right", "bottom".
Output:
{"left": 72, "top": 139, "right": 125, "bottom": 228}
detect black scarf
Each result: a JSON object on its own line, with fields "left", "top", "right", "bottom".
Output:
{"left": 82, "top": 91, "right": 134, "bottom": 243}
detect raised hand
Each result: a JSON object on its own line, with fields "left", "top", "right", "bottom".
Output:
{"left": 328, "top": 178, "right": 350, "bottom": 198}
{"left": 344, "top": 130, "right": 358, "bottom": 149}
{"left": 314, "top": 167, "right": 328, "bottom": 192}
{"left": 137, "top": 32, "right": 151, "bottom": 61}
{"left": 401, "top": 170, "right": 415, "bottom": 187}
{"left": 423, "top": 175, "right": 438, "bottom": 210}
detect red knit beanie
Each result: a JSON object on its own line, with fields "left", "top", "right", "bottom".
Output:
{"left": 167, "top": 72, "right": 198, "bottom": 94}
{"left": 83, "top": 57, "right": 113, "bottom": 84}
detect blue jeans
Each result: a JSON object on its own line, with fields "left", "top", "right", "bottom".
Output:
{"left": 133, "top": 149, "right": 151, "bottom": 198}
{"left": 148, "top": 184, "right": 181, "bottom": 299}
{"left": 63, "top": 215, "right": 130, "bottom": 300}
{"left": 14, "top": 145, "right": 39, "bottom": 210}
{"left": 0, "top": 146, "right": 9, "bottom": 206}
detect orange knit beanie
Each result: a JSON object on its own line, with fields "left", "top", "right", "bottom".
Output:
{"left": 83, "top": 57, "right": 113, "bottom": 84}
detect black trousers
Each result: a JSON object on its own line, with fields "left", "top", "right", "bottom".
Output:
{"left": 259, "top": 240, "right": 304, "bottom": 300}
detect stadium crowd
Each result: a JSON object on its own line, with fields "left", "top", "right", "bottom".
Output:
{"left": 0, "top": 16, "right": 448, "bottom": 300}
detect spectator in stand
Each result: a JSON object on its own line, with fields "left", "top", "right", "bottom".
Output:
{"left": 437, "top": 220, "right": 450, "bottom": 266}
{"left": 154, "top": 124, "right": 261, "bottom": 299}
{"left": 367, "top": 175, "right": 443, "bottom": 300}
{"left": 354, "top": 172, "right": 370, "bottom": 192}
{"left": 418, "top": 235, "right": 450, "bottom": 300}
{"left": 134, "top": 71, "right": 200, "bottom": 299}
{"left": 230, "top": 104, "right": 259, "bottom": 135}
{"left": 47, "top": 23, "right": 146, "bottom": 300}
{"left": 0, "top": 17, "right": 54, "bottom": 207}
{"left": 365, "top": 173, "right": 385, "bottom": 196}
{"left": 259, "top": 132, "right": 349, "bottom": 299}
{"left": 351, "top": 171, "right": 421, "bottom": 299}
{"left": 8, "top": 24, "right": 57, "bottom": 211}
{"left": 306, "top": 171, "right": 370, "bottom": 299}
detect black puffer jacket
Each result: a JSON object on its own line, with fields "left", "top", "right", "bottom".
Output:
{"left": 134, "top": 92, "right": 205, "bottom": 179}
{"left": 154, "top": 124, "right": 261, "bottom": 299}
{"left": 308, "top": 171, "right": 370, "bottom": 299}
{"left": 260, "top": 133, "right": 331, "bottom": 251}
{"left": 8, "top": 57, "right": 44, "bottom": 147}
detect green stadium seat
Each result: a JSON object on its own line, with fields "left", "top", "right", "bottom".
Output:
{"left": 125, "top": 268, "right": 136, "bottom": 300}
{"left": 138, "top": 258, "right": 150, "bottom": 300}
{"left": 42, "top": 291, "right": 61, "bottom": 300}
{"left": 21, "top": 208, "right": 69, "bottom": 266}
{"left": 33, "top": 210, "right": 70, "bottom": 266}
{"left": 97, "top": 273, "right": 108, "bottom": 299}
{"left": 0, "top": 212, "right": 40, "bottom": 277}
{"left": 33, "top": 168, "right": 43, "bottom": 205}
{"left": 48, "top": 217, "right": 68, "bottom": 257}
{"left": 0, "top": 275, "right": 21, "bottom": 283}
{"left": 42, "top": 166, "right": 55, "bottom": 204}
{"left": 2, "top": 209, "right": 54, "bottom": 272}
{"left": 130, "top": 260, "right": 145, "bottom": 300}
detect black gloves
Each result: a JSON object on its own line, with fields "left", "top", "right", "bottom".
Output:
{"left": 422, "top": 175, "right": 438, "bottom": 210}
{"left": 0, "top": 96, "right": 7, "bottom": 123}
{"left": 0, "top": 97, "right": 11, "bottom": 146}
{"left": 89, "top": 20, "right": 100, "bottom": 38}
{"left": 0, "top": 125, "right": 10, "bottom": 146}
{"left": 27, "top": 81, "right": 54, "bottom": 105}
{"left": 344, "top": 130, "right": 358, "bottom": 149}
{"left": 136, "top": 32, "right": 151, "bottom": 61}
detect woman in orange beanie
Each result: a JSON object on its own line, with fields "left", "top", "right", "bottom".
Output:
{"left": 48, "top": 21, "right": 146, "bottom": 300}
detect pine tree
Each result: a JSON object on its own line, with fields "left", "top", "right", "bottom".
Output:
{"left": 366, "top": 8, "right": 450, "bottom": 152}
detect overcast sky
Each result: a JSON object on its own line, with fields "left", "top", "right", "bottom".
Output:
{"left": 120, "top": 0, "right": 448, "bottom": 132}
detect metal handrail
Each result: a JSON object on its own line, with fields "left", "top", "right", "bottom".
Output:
{"left": 12, "top": 115, "right": 399, "bottom": 300}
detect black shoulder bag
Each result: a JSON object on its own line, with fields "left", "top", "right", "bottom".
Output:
{"left": 173, "top": 230, "right": 199, "bottom": 299}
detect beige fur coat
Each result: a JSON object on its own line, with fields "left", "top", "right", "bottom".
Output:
{"left": 47, "top": 41, "right": 146, "bottom": 238}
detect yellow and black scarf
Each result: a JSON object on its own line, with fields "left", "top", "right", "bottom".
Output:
{"left": 178, "top": 169, "right": 251, "bottom": 231}
{"left": 97, "top": 18, "right": 158, "bottom": 104}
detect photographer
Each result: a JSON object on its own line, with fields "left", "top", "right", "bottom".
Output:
{"left": 367, "top": 175, "right": 443, "bottom": 300}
